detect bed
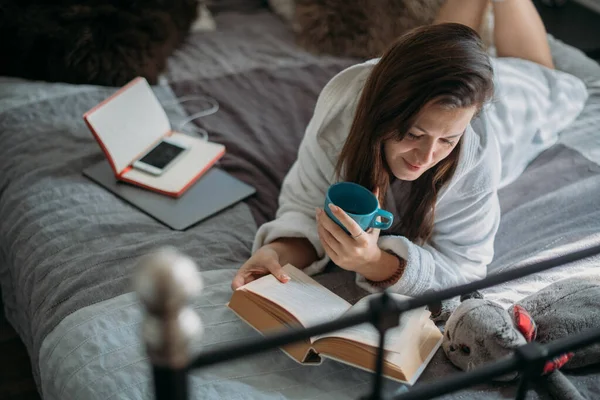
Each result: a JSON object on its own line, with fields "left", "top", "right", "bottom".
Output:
{"left": 1, "top": 8, "right": 599, "bottom": 400}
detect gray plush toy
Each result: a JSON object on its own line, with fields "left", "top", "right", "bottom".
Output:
{"left": 442, "top": 275, "right": 600, "bottom": 400}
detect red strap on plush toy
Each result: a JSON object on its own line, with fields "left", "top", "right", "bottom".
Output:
{"left": 513, "top": 304, "right": 574, "bottom": 374}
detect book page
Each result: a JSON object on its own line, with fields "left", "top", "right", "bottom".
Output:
{"left": 394, "top": 323, "right": 443, "bottom": 385}
{"left": 242, "top": 264, "right": 352, "bottom": 330}
{"left": 315, "top": 293, "right": 427, "bottom": 350}
{"left": 84, "top": 77, "right": 171, "bottom": 174}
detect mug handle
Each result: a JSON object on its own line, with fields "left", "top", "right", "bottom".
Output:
{"left": 372, "top": 209, "right": 394, "bottom": 230}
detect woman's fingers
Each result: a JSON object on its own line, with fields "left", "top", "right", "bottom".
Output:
{"left": 263, "top": 258, "right": 290, "bottom": 283}
{"left": 231, "top": 269, "right": 251, "bottom": 290}
{"left": 231, "top": 256, "right": 289, "bottom": 290}
{"left": 325, "top": 205, "right": 368, "bottom": 245}
{"left": 320, "top": 232, "right": 339, "bottom": 260}
{"left": 317, "top": 208, "right": 349, "bottom": 247}
{"left": 317, "top": 208, "right": 349, "bottom": 243}
{"left": 318, "top": 223, "right": 341, "bottom": 257}
{"left": 326, "top": 204, "right": 361, "bottom": 235}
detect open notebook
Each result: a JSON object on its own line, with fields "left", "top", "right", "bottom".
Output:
{"left": 228, "top": 264, "right": 443, "bottom": 385}
{"left": 83, "top": 77, "right": 225, "bottom": 197}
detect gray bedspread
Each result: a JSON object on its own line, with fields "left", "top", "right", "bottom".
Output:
{"left": 0, "top": 77, "right": 257, "bottom": 384}
{"left": 1, "top": 9, "right": 600, "bottom": 400}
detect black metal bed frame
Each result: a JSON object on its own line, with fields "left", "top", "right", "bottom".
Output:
{"left": 135, "top": 243, "right": 600, "bottom": 400}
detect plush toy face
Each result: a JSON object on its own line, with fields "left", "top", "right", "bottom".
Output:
{"left": 442, "top": 299, "right": 527, "bottom": 381}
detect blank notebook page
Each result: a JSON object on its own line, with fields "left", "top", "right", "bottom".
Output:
{"left": 84, "top": 78, "right": 171, "bottom": 174}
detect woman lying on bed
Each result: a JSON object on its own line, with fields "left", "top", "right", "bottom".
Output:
{"left": 231, "top": 0, "right": 588, "bottom": 295}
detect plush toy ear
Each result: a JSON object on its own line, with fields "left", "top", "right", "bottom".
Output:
{"left": 513, "top": 304, "right": 537, "bottom": 342}
{"left": 488, "top": 304, "right": 525, "bottom": 350}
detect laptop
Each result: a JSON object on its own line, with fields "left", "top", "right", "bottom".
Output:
{"left": 83, "top": 160, "right": 256, "bottom": 230}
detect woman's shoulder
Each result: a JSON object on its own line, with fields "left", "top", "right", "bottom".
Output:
{"left": 445, "top": 115, "right": 503, "bottom": 199}
{"left": 323, "top": 58, "right": 379, "bottom": 90}
{"left": 310, "top": 59, "right": 379, "bottom": 160}
{"left": 314, "top": 59, "right": 378, "bottom": 115}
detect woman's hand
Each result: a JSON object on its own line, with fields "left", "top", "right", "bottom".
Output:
{"left": 316, "top": 204, "right": 383, "bottom": 272}
{"left": 231, "top": 246, "right": 290, "bottom": 290}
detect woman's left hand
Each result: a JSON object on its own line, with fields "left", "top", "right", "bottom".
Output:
{"left": 316, "top": 204, "right": 382, "bottom": 272}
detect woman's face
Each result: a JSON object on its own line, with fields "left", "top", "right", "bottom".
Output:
{"left": 384, "top": 104, "right": 477, "bottom": 181}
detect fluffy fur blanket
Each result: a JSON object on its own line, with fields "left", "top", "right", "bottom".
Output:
{"left": 270, "top": 0, "right": 494, "bottom": 59}
{"left": 0, "top": 0, "right": 200, "bottom": 86}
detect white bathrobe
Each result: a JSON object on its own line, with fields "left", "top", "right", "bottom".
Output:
{"left": 253, "top": 57, "right": 588, "bottom": 297}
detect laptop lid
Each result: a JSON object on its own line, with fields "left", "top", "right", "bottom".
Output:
{"left": 83, "top": 160, "right": 256, "bottom": 230}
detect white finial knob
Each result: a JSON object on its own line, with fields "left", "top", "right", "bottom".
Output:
{"left": 134, "top": 247, "right": 203, "bottom": 368}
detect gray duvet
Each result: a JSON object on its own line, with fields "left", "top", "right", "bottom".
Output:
{"left": 1, "top": 10, "right": 600, "bottom": 400}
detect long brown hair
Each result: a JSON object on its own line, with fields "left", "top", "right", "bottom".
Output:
{"left": 335, "top": 23, "right": 494, "bottom": 244}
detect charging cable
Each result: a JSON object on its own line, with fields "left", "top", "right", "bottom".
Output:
{"left": 162, "top": 95, "right": 219, "bottom": 141}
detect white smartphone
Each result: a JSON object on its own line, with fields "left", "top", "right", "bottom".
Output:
{"left": 132, "top": 137, "right": 189, "bottom": 176}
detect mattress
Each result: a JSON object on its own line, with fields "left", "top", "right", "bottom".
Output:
{"left": 0, "top": 9, "right": 599, "bottom": 400}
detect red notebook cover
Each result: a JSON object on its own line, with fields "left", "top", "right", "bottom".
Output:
{"left": 83, "top": 77, "right": 225, "bottom": 198}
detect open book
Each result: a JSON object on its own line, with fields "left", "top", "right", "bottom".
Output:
{"left": 83, "top": 77, "right": 225, "bottom": 197}
{"left": 227, "top": 264, "right": 443, "bottom": 385}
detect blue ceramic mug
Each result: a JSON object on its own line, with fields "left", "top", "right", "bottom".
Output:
{"left": 324, "top": 182, "right": 394, "bottom": 232}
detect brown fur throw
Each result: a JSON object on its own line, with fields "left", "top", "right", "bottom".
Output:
{"left": 0, "top": 0, "right": 199, "bottom": 87}
{"left": 293, "top": 0, "right": 446, "bottom": 59}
